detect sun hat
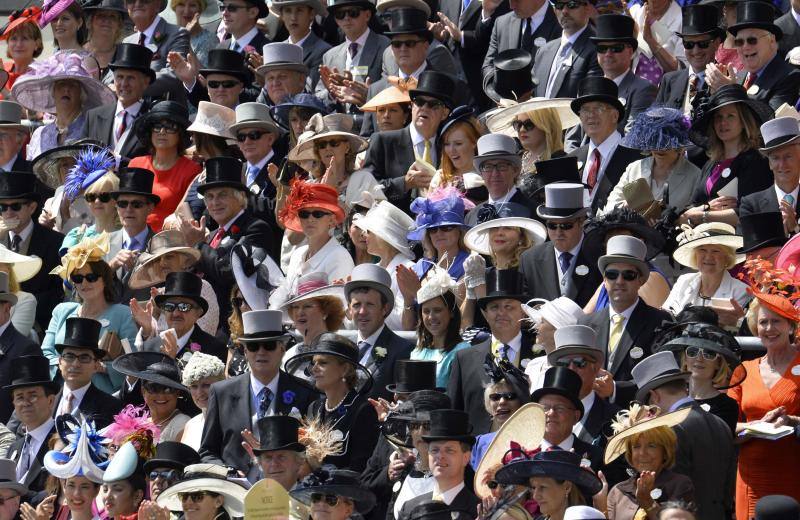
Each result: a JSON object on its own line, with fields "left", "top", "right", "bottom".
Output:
{"left": 0, "top": 7, "right": 42, "bottom": 42}
{"left": 548, "top": 324, "right": 605, "bottom": 366}
{"left": 621, "top": 107, "right": 693, "bottom": 151}
{"left": 111, "top": 168, "right": 161, "bottom": 204}
{"left": 284, "top": 332, "right": 373, "bottom": 393}
{"left": 565, "top": 506, "right": 606, "bottom": 520}
{"left": 536, "top": 183, "right": 588, "bottom": 221}
{"left": 603, "top": 404, "right": 691, "bottom": 464}
{"left": 269, "top": 0, "right": 327, "bottom": 17}
{"left": 4, "top": 355, "right": 58, "bottom": 392}
{"left": 407, "top": 502, "right": 472, "bottom": 520}
{"left": 111, "top": 353, "right": 188, "bottom": 393}
{"left": 230, "top": 102, "right": 282, "bottom": 135}
{"left": 43, "top": 416, "right": 110, "bottom": 484}
{"left": 231, "top": 243, "right": 285, "bottom": 312}
{"left": 257, "top": 42, "right": 308, "bottom": 76}
{"left": 180, "top": 352, "right": 225, "bottom": 387}
{"left": 186, "top": 101, "right": 235, "bottom": 140}
{"left": 381, "top": 390, "right": 451, "bottom": 447}
{"left": 0, "top": 101, "right": 29, "bottom": 133}
{"left": 270, "top": 93, "right": 329, "bottom": 129}
{"left": 728, "top": 1, "right": 782, "bottom": 39}
{"left": 50, "top": 232, "right": 109, "bottom": 281}
{"left": 153, "top": 271, "right": 209, "bottom": 316}
{"left": 281, "top": 272, "right": 346, "bottom": 310}
{"left": 128, "top": 230, "right": 201, "bottom": 290}
{"left": 740, "top": 258, "right": 800, "bottom": 322}
{"left": 776, "top": 231, "right": 800, "bottom": 271}
{"left": 290, "top": 468, "right": 376, "bottom": 515}
{"left": 407, "top": 186, "right": 473, "bottom": 241}
{"left": 34, "top": 140, "right": 110, "bottom": 194}
{"left": 521, "top": 296, "right": 584, "bottom": 328}
{"left": 598, "top": 235, "right": 650, "bottom": 281}
{"left": 159, "top": 0, "right": 220, "bottom": 26}
{"left": 361, "top": 80, "right": 413, "bottom": 112}
{"left": 238, "top": 310, "right": 293, "bottom": 343}
{"left": 39, "top": 0, "right": 77, "bottom": 28}
{"left": 631, "top": 351, "right": 690, "bottom": 403}
{"left": 571, "top": 76, "right": 625, "bottom": 122}
{"left": 288, "top": 113, "right": 368, "bottom": 162}
{"left": 156, "top": 464, "right": 248, "bottom": 517}
{"left": 278, "top": 180, "right": 345, "bottom": 232}
{"left": 344, "top": 263, "right": 394, "bottom": 311}
{"left": 741, "top": 212, "right": 787, "bottom": 254}
{"left": 495, "top": 449, "right": 602, "bottom": 496}
{"left": 353, "top": 200, "right": 415, "bottom": 258}
{"left": 673, "top": 222, "right": 744, "bottom": 270}
{"left": 530, "top": 366, "right": 585, "bottom": 418}
{"left": 464, "top": 215, "right": 546, "bottom": 256}
{"left": 485, "top": 97, "right": 580, "bottom": 137}
{"left": 689, "top": 84, "right": 773, "bottom": 147}
{"left": 54, "top": 317, "right": 106, "bottom": 359}
{"left": 415, "top": 264, "right": 458, "bottom": 306}
{"left": 253, "top": 415, "right": 305, "bottom": 454}
{"left": 0, "top": 245, "right": 41, "bottom": 283}
{"left": 142, "top": 441, "right": 200, "bottom": 474}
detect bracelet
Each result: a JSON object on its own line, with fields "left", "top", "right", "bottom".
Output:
{"left": 702, "top": 210, "right": 709, "bottom": 223}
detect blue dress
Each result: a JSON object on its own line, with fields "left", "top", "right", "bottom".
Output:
{"left": 411, "top": 250, "right": 469, "bottom": 281}
{"left": 471, "top": 431, "right": 497, "bottom": 469}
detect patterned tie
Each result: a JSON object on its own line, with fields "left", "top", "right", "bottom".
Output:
{"left": 559, "top": 251, "right": 573, "bottom": 274}
{"left": 257, "top": 387, "right": 273, "bottom": 419}
{"left": 348, "top": 42, "right": 359, "bottom": 60}
{"left": 357, "top": 341, "right": 371, "bottom": 360}
{"left": 9, "top": 234, "right": 21, "bottom": 253}
{"left": 16, "top": 434, "right": 32, "bottom": 481}
{"left": 784, "top": 194, "right": 795, "bottom": 207}
{"left": 609, "top": 313, "right": 625, "bottom": 353}
{"left": 587, "top": 148, "right": 601, "bottom": 191}
{"left": 743, "top": 73, "right": 756, "bottom": 90}
{"left": 116, "top": 110, "right": 128, "bottom": 142}
{"left": 209, "top": 227, "right": 225, "bottom": 248}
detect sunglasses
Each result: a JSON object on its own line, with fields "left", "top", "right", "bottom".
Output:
{"left": 604, "top": 269, "right": 639, "bottom": 281}
{"left": 298, "top": 209, "right": 331, "bottom": 219}
{"left": 489, "top": 392, "right": 518, "bottom": 401}
{"left": 333, "top": 7, "right": 362, "bottom": 18}
{"left": 178, "top": 492, "right": 211, "bottom": 502}
{"left": 685, "top": 346, "right": 719, "bottom": 360}
{"left": 413, "top": 97, "right": 445, "bottom": 109}
{"left": 0, "top": 203, "right": 24, "bottom": 213}
{"left": 84, "top": 193, "right": 112, "bottom": 203}
{"left": 310, "top": 493, "right": 341, "bottom": 506}
{"left": 142, "top": 382, "right": 177, "bottom": 394}
{"left": 219, "top": 3, "right": 249, "bottom": 12}
{"left": 550, "top": 0, "right": 587, "bottom": 8}
{"left": 512, "top": 119, "right": 536, "bottom": 132}
{"left": 555, "top": 357, "right": 590, "bottom": 369}
{"left": 244, "top": 341, "right": 280, "bottom": 352}
{"left": 149, "top": 470, "right": 179, "bottom": 481}
{"left": 152, "top": 122, "right": 180, "bottom": 134}
{"left": 314, "top": 139, "right": 346, "bottom": 149}
{"left": 596, "top": 43, "right": 627, "bottom": 54}
{"left": 429, "top": 225, "right": 457, "bottom": 233}
{"left": 236, "top": 130, "right": 268, "bottom": 142}
{"left": 733, "top": 33, "right": 770, "bottom": 47}
{"left": 546, "top": 222, "right": 576, "bottom": 230}
{"left": 116, "top": 200, "right": 147, "bottom": 209}
{"left": 70, "top": 273, "right": 101, "bottom": 284}
{"left": 207, "top": 79, "right": 241, "bottom": 89}
{"left": 390, "top": 39, "right": 426, "bottom": 48}
{"left": 160, "top": 301, "right": 196, "bottom": 313}
{"left": 683, "top": 38, "right": 715, "bottom": 50}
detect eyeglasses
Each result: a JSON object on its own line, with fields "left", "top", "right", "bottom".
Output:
{"left": 149, "top": 470, "right": 179, "bottom": 482}
{"left": 310, "top": 493, "right": 341, "bottom": 506}
{"left": 0, "top": 203, "right": 24, "bottom": 213}
{"left": 412, "top": 97, "right": 445, "bottom": 109}
{"left": 0, "top": 495, "right": 19, "bottom": 506}
{"left": 208, "top": 79, "right": 242, "bottom": 89}
{"left": 236, "top": 130, "right": 268, "bottom": 142}
{"left": 159, "top": 301, "right": 196, "bottom": 313}
{"left": 429, "top": 225, "right": 457, "bottom": 233}
{"left": 733, "top": 33, "right": 771, "bottom": 47}
{"left": 152, "top": 122, "right": 180, "bottom": 134}
{"left": 479, "top": 162, "right": 514, "bottom": 174}
{"left": 219, "top": 3, "right": 250, "bottom": 12}
{"left": 142, "top": 382, "right": 177, "bottom": 394}
{"left": 244, "top": 341, "right": 280, "bottom": 352}
{"left": 555, "top": 357, "right": 590, "bottom": 369}
{"left": 314, "top": 139, "right": 346, "bottom": 149}
{"left": 333, "top": 7, "right": 363, "bottom": 18}
{"left": 61, "top": 352, "right": 96, "bottom": 364}
{"left": 390, "top": 39, "right": 426, "bottom": 48}
{"left": 685, "top": 346, "right": 719, "bottom": 360}
{"left": 489, "top": 392, "right": 518, "bottom": 401}
{"left": 683, "top": 38, "right": 715, "bottom": 50}
{"left": 541, "top": 404, "right": 576, "bottom": 414}
{"left": 84, "top": 193, "right": 112, "bottom": 203}
{"left": 298, "top": 209, "right": 332, "bottom": 219}
{"left": 604, "top": 269, "right": 640, "bottom": 281}
{"left": 596, "top": 43, "right": 627, "bottom": 54}
{"left": 179, "top": 492, "right": 211, "bottom": 503}
{"left": 550, "top": 0, "right": 587, "bottom": 8}
{"left": 70, "top": 273, "right": 101, "bottom": 284}
{"left": 116, "top": 199, "right": 147, "bottom": 209}
{"left": 579, "top": 105, "right": 612, "bottom": 116}
{"left": 512, "top": 119, "right": 536, "bottom": 132}
{"left": 546, "top": 221, "right": 576, "bottom": 230}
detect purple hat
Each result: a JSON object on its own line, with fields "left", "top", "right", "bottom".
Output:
{"left": 407, "top": 186, "right": 473, "bottom": 241}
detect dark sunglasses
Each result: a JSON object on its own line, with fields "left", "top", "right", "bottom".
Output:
{"left": 556, "top": 357, "right": 590, "bottom": 369}
{"left": 333, "top": 7, "right": 362, "bottom": 18}
{"left": 314, "top": 139, "right": 346, "bottom": 149}
{"left": 149, "top": 469, "right": 179, "bottom": 481}
{"left": 244, "top": 341, "right": 280, "bottom": 352}
{"left": 219, "top": 3, "right": 249, "bottom": 12}
{"left": 160, "top": 301, "right": 196, "bottom": 313}
{"left": 116, "top": 200, "right": 147, "bottom": 209}
{"left": 550, "top": 0, "right": 587, "bottom": 8}
{"left": 298, "top": 209, "right": 332, "bottom": 219}
{"left": 604, "top": 269, "right": 639, "bottom": 281}
{"left": 596, "top": 43, "right": 627, "bottom": 54}
{"left": 70, "top": 273, "right": 101, "bottom": 284}
{"left": 546, "top": 222, "right": 575, "bottom": 230}
{"left": 207, "top": 79, "right": 241, "bottom": 89}
{"left": 142, "top": 382, "right": 178, "bottom": 394}
{"left": 412, "top": 97, "right": 445, "bottom": 109}
{"left": 310, "top": 493, "right": 341, "bottom": 506}
{"left": 733, "top": 34, "right": 769, "bottom": 47}
{"left": 84, "top": 192, "right": 112, "bottom": 203}
{"left": 179, "top": 491, "right": 211, "bottom": 502}
{"left": 0, "top": 203, "right": 24, "bottom": 213}
{"left": 683, "top": 38, "right": 715, "bottom": 50}
{"left": 512, "top": 119, "right": 536, "bottom": 132}
{"left": 429, "top": 225, "right": 457, "bottom": 233}
{"left": 390, "top": 39, "right": 426, "bottom": 48}
{"left": 152, "top": 122, "right": 180, "bottom": 134}
{"left": 236, "top": 130, "right": 268, "bottom": 142}
{"left": 489, "top": 392, "right": 518, "bottom": 401}
{"left": 685, "top": 346, "right": 719, "bottom": 360}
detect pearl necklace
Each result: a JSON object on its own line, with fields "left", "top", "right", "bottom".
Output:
{"left": 324, "top": 393, "right": 348, "bottom": 412}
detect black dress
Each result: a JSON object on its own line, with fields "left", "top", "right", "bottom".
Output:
{"left": 695, "top": 393, "right": 739, "bottom": 434}
{"left": 690, "top": 148, "right": 773, "bottom": 206}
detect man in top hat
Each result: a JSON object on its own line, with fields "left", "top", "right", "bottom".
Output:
{"left": 0, "top": 272, "right": 39, "bottom": 424}
{"left": 567, "top": 77, "right": 641, "bottom": 213}
{"left": 397, "top": 409, "right": 479, "bottom": 520}
{"left": 6, "top": 356, "right": 58, "bottom": 493}
{"left": 519, "top": 180, "right": 602, "bottom": 308}
{"left": 465, "top": 134, "right": 535, "bottom": 225}
{"left": 449, "top": 269, "right": 535, "bottom": 435}
{"left": 144, "top": 441, "right": 200, "bottom": 499}
{"left": 344, "top": 264, "right": 413, "bottom": 402}
{"left": 0, "top": 173, "right": 64, "bottom": 332}
{"left": 85, "top": 43, "right": 154, "bottom": 162}
{"left": 178, "top": 157, "right": 271, "bottom": 324}
{"left": 217, "top": 0, "right": 270, "bottom": 55}
{"left": 364, "top": 71, "right": 455, "bottom": 213}
{"left": 255, "top": 43, "right": 312, "bottom": 108}
{"left": 740, "top": 118, "right": 800, "bottom": 237}
{"left": 52, "top": 317, "right": 122, "bottom": 429}
{"left": 271, "top": 0, "right": 330, "bottom": 90}
{"left": 0, "top": 101, "right": 33, "bottom": 175}
{"left": 707, "top": 1, "right": 800, "bottom": 110}
{"left": 135, "top": 272, "right": 228, "bottom": 365}
{"left": 579, "top": 236, "right": 672, "bottom": 406}
{"left": 485, "top": 49, "right": 534, "bottom": 104}
{"left": 631, "top": 351, "right": 735, "bottom": 520}
{"left": 531, "top": 0, "right": 601, "bottom": 99}
{"left": 251, "top": 415, "right": 306, "bottom": 490}
{"left": 173, "top": 49, "right": 261, "bottom": 110}
{"left": 122, "top": 0, "right": 189, "bottom": 74}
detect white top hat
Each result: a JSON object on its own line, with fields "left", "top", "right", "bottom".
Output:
{"left": 536, "top": 183, "right": 588, "bottom": 220}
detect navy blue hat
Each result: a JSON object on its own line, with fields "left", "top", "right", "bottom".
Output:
{"left": 270, "top": 93, "right": 329, "bottom": 131}
{"left": 621, "top": 107, "right": 693, "bottom": 151}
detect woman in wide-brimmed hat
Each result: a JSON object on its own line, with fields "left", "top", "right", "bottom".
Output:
{"left": 39, "top": 0, "right": 87, "bottom": 51}
{"left": 271, "top": 93, "right": 329, "bottom": 148}
{"left": 154, "top": 463, "right": 247, "bottom": 520}
{"left": 291, "top": 467, "right": 377, "bottom": 519}
{"left": 361, "top": 78, "right": 413, "bottom": 133}
{"left": 286, "top": 334, "right": 379, "bottom": 472}
{"left": 680, "top": 84, "right": 774, "bottom": 226}
{"left": 0, "top": 245, "right": 40, "bottom": 337}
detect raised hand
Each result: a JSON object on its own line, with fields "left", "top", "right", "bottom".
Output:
{"left": 437, "top": 12, "right": 462, "bottom": 43}
{"left": 178, "top": 213, "right": 207, "bottom": 246}
{"left": 130, "top": 297, "right": 155, "bottom": 336}
{"left": 167, "top": 51, "right": 198, "bottom": 86}
{"left": 160, "top": 329, "right": 179, "bottom": 359}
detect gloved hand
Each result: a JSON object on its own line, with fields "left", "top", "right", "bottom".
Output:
{"left": 463, "top": 253, "right": 486, "bottom": 299}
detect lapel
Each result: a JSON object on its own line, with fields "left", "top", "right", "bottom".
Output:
{"left": 608, "top": 300, "right": 648, "bottom": 375}
{"left": 97, "top": 105, "right": 115, "bottom": 145}
{"left": 274, "top": 372, "right": 294, "bottom": 415}
{"left": 357, "top": 31, "right": 380, "bottom": 70}
{"left": 537, "top": 42, "right": 559, "bottom": 94}
{"left": 754, "top": 55, "right": 783, "bottom": 92}
{"left": 0, "top": 324, "right": 19, "bottom": 354}
{"left": 568, "top": 245, "right": 592, "bottom": 296}
{"left": 618, "top": 71, "right": 634, "bottom": 98}
{"left": 231, "top": 374, "right": 253, "bottom": 433}
{"left": 510, "top": 14, "right": 522, "bottom": 48}
{"left": 550, "top": 32, "right": 587, "bottom": 96}
{"left": 540, "top": 243, "right": 560, "bottom": 297}
{"left": 459, "top": 0, "right": 481, "bottom": 28}
{"left": 154, "top": 18, "right": 169, "bottom": 53}
{"left": 518, "top": 334, "right": 535, "bottom": 366}
{"left": 591, "top": 312, "right": 611, "bottom": 366}
{"left": 24, "top": 428, "right": 53, "bottom": 488}
{"left": 302, "top": 33, "right": 320, "bottom": 60}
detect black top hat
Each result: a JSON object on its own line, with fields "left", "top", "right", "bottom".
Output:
{"left": 755, "top": 495, "right": 800, "bottom": 520}
{"left": 381, "top": 390, "right": 451, "bottom": 448}
{"left": 738, "top": 212, "right": 787, "bottom": 253}
{"left": 197, "top": 157, "right": 246, "bottom": 195}
{"left": 253, "top": 415, "right": 305, "bottom": 454}
{"left": 243, "top": 0, "right": 269, "bottom": 18}
{"left": 112, "top": 168, "right": 161, "bottom": 204}
{"left": 111, "top": 353, "right": 187, "bottom": 393}
{"left": 134, "top": 101, "right": 190, "bottom": 143}
{"left": 493, "top": 49, "right": 534, "bottom": 102}
{"left": 689, "top": 84, "right": 773, "bottom": 146}
{"left": 153, "top": 272, "right": 209, "bottom": 316}
{"left": 385, "top": 8, "right": 430, "bottom": 36}
{"left": 495, "top": 450, "right": 602, "bottom": 497}
{"left": 199, "top": 49, "right": 251, "bottom": 83}
{"left": 729, "top": 1, "right": 782, "bottom": 39}
{"left": 142, "top": 441, "right": 201, "bottom": 474}
{"left": 421, "top": 409, "right": 475, "bottom": 444}
{"left": 409, "top": 71, "right": 457, "bottom": 109}
{"left": 84, "top": 0, "right": 129, "bottom": 16}
{"left": 590, "top": 14, "right": 638, "bottom": 48}
{"left": 4, "top": 356, "right": 57, "bottom": 391}
{"left": 386, "top": 360, "right": 437, "bottom": 393}
{"left": 570, "top": 76, "right": 625, "bottom": 122}
{"left": 328, "top": 0, "right": 375, "bottom": 12}
{"left": 477, "top": 268, "right": 527, "bottom": 310}
{"left": 531, "top": 366, "right": 585, "bottom": 418}
{"left": 285, "top": 333, "right": 373, "bottom": 394}
{"left": 291, "top": 469, "right": 377, "bottom": 514}
{"left": 0, "top": 172, "right": 41, "bottom": 202}
{"left": 109, "top": 43, "right": 156, "bottom": 82}
{"left": 677, "top": 4, "right": 724, "bottom": 38}
{"left": 55, "top": 317, "right": 106, "bottom": 359}
{"left": 530, "top": 155, "right": 581, "bottom": 197}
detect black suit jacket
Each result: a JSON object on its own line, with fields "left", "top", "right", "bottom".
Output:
{"left": 519, "top": 241, "right": 602, "bottom": 309}
{"left": 398, "top": 486, "right": 480, "bottom": 520}
{"left": 84, "top": 103, "right": 149, "bottom": 163}
{"left": 618, "top": 71, "right": 658, "bottom": 131}
{"left": 690, "top": 148, "right": 774, "bottom": 206}
{"left": 579, "top": 300, "right": 673, "bottom": 406}
{"left": 0, "top": 325, "right": 40, "bottom": 423}
{"left": 655, "top": 68, "right": 691, "bottom": 110}
{"left": 367, "top": 326, "right": 413, "bottom": 402}
{"left": 532, "top": 26, "right": 602, "bottom": 99}
{"left": 569, "top": 143, "right": 642, "bottom": 215}
{"left": 7, "top": 425, "right": 56, "bottom": 493}
{"left": 739, "top": 184, "right": 800, "bottom": 219}
{"left": 777, "top": 11, "right": 800, "bottom": 58}
{"left": 578, "top": 395, "right": 620, "bottom": 446}
{"left": 188, "top": 326, "right": 228, "bottom": 364}
{"left": 360, "top": 436, "right": 396, "bottom": 520}
{"left": 52, "top": 384, "right": 122, "bottom": 429}
{"left": 746, "top": 53, "right": 800, "bottom": 111}
{"left": 363, "top": 127, "right": 420, "bottom": 214}
{"left": 200, "top": 371, "right": 319, "bottom": 474}
{"left": 465, "top": 190, "right": 535, "bottom": 225}
{"left": 218, "top": 31, "right": 271, "bottom": 53}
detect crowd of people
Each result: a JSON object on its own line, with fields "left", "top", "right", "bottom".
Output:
{"left": 0, "top": 0, "right": 798, "bottom": 517}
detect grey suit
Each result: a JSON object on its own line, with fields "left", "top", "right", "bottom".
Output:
{"left": 532, "top": 25, "right": 602, "bottom": 98}
{"left": 301, "top": 31, "right": 331, "bottom": 90}
{"left": 739, "top": 184, "right": 800, "bottom": 218}
{"left": 104, "top": 227, "right": 155, "bottom": 302}
{"left": 122, "top": 17, "right": 190, "bottom": 74}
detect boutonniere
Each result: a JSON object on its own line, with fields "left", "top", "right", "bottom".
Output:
{"left": 189, "top": 342, "right": 201, "bottom": 352}
{"left": 244, "top": 45, "right": 256, "bottom": 54}
{"left": 373, "top": 346, "right": 387, "bottom": 364}
{"left": 153, "top": 31, "right": 165, "bottom": 45}
{"left": 230, "top": 224, "right": 241, "bottom": 235}
{"left": 282, "top": 390, "right": 296, "bottom": 405}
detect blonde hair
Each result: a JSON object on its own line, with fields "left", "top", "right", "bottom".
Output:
{"left": 623, "top": 427, "right": 678, "bottom": 469}
{"left": 524, "top": 108, "right": 564, "bottom": 161}
{"left": 706, "top": 103, "right": 762, "bottom": 162}
{"left": 421, "top": 228, "right": 467, "bottom": 260}
{"left": 440, "top": 118, "right": 483, "bottom": 186}
{"left": 680, "top": 350, "right": 731, "bottom": 388}
{"left": 745, "top": 298, "right": 796, "bottom": 341}
{"left": 0, "top": 264, "right": 19, "bottom": 292}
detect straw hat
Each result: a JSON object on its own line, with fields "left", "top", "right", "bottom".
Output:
{"left": 353, "top": 200, "right": 415, "bottom": 258}
{"left": 361, "top": 83, "right": 413, "bottom": 112}
{"left": 287, "top": 113, "right": 368, "bottom": 162}
{"left": 672, "top": 222, "right": 744, "bottom": 270}
{"left": 463, "top": 216, "right": 546, "bottom": 256}
{"left": 128, "top": 230, "right": 201, "bottom": 290}
{"left": 186, "top": 101, "right": 235, "bottom": 140}
{"left": 156, "top": 464, "right": 247, "bottom": 517}
{"left": 604, "top": 405, "right": 691, "bottom": 464}
{"left": 485, "top": 97, "right": 580, "bottom": 137}
{"left": 0, "top": 245, "right": 41, "bottom": 282}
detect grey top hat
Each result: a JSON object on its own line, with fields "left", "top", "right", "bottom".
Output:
{"left": 536, "top": 183, "right": 589, "bottom": 220}
{"left": 597, "top": 235, "right": 650, "bottom": 281}
{"left": 473, "top": 134, "right": 522, "bottom": 173}
{"left": 229, "top": 102, "right": 282, "bottom": 135}
{"left": 239, "top": 310, "right": 292, "bottom": 342}
{"left": 0, "top": 272, "right": 17, "bottom": 306}
{"left": 344, "top": 264, "right": 394, "bottom": 312}
{"left": 631, "top": 351, "right": 690, "bottom": 403}
{"left": 269, "top": 0, "right": 327, "bottom": 17}
{"left": 759, "top": 116, "right": 800, "bottom": 152}
{"left": 0, "top": 459, "right": 28, "bottom": 494}
{"left": 0, "top": 101, "right": 28, "bottom": 133}
{"left": 257, "top": 43, "right": 309, "bottom": 76}
{"left": 548, "top": 325, "right": 604, "bottom": 366}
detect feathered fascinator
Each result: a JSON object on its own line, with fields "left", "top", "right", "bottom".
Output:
{"left": 621, "top": 106, "right": 692, "bottom": 151}
{"left": 407, "top": 186, "right": 474, "bottom": 241}
{"left": 610, "top": 403, "right": 661, "bottom": 435}
{"left": 44, "top": 415, "right": 110, "bottom": 483}
{"left": 298, "top": 416, "right": 344, "bottom": 471}
{"left": 278, "top": 179, "right": 344, "bottom": 232}
{"left": 483, "top": 353, "right": 532, "bottom": 407}
{"left": 738, "top": 258, "right": 800, "bottom": 322}
{"left": 64, "top": 147, "right": 115, "bottom": 201}
{"left": 100, "top": 405, "right": 160, "bottom": 459}
{"left": 50, "top": 232, "right": 110, "bottom": 280}
{"left": 416, "top": 264, "right": 457, "bottom": 305}
{"left": 0, "top": 7, "right": 42, "bottom": 39}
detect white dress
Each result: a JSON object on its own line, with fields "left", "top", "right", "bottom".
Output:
{"left": 179, "top": 413, "right": 204, "bottom": 450}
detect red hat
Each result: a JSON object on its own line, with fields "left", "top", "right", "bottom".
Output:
{"left": 0, "top": 7, "right": 42, "bottom": 40}
{"left": 279, "top": 179, "right": 345, "bottom": 232}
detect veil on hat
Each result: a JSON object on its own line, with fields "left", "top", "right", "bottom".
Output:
{"left": 44, "top": 415, "right": 110, "bottom": 483}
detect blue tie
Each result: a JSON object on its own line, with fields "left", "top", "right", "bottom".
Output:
{"left": 559, "top": 252, "right": 573, "bottom": 273}
{"left": 246, "top": 165, "right": 260, "bottom": 186}
{"left": 357, "top": 341, "right": 371, "bottom": 360}
{"left": 126, "top": 238, "right": 138, "bottom": 251}
{"left": 257, "top": 387, "right": 273, "bottom": 419}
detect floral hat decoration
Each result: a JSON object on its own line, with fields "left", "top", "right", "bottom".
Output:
{"left": 621, "top": 107, "right": 693, "bottom": 151}
{"left": 44, "top": 415, "right": 111, "bottom": 483}
{"left": 416, "top": 264, "right": 458, "bottom": 305}
{"left": 738, "top": 258, "right": 800, "bottom": 322}
{"left": 50, "top": 232, "right": 110, "bottom": 280}
{"left": 407, "top": 186, "right": 474, "bottom": 241}
{"left": 278, "top": 179, "right": 345, "bottom": 232}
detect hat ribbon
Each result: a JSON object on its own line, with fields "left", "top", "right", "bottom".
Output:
{"left": 675, "top": 224, "right": 734, "bottom": 246}
{"left": 28, "top": 52, "right": 94, "bottom": 80}
{"left": 295, "top": 278, "right": 328, "bottom": 297}
{"left": 502, "top": 441, "right": 540, "bottom": 464}
{"left": 304, "top": 113, "right": 326, "bottom": 134}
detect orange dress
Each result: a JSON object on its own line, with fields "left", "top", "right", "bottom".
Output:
{"left": 728, "top": 352, "right": 800, "bottom": 520}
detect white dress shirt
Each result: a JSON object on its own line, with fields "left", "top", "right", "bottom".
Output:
{"left": 135, "top": 15, "right": 161, "bottom": 46}
{"left": 433, "top": 482, "right": 465, "bottom": 505}
{"left": 57, "top": 382, "right": 91, "bottom": 417}
{"left": 9, "top": 220, "right": 33, "bottom": 251}
{"left": 540, "top": 434, "right": 575, "bottom": 451}
{"left": 230, "top": 26, "right": 259, "bottom": 51}
{"left": 491, "top": 331, "right": 522, "bottom": 364}
{"left": 345, "top": 29, "right": 371, "bottom": 72}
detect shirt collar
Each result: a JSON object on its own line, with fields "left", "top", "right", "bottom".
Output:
{"left": 668, "top": 396, "right": 694, "bottom": 413}
{"left": 526, "top": 1, "right": 549, "bottom": 26}
{"left": 122, "top": 226, "right": 149, "bottom": 250}
{"left": 176, "top": 326, "right": 194, "bottom": 352}
{"left": 12, "top": 219, "right": 34, "bottom": 244}
{"left": 358, "top": 324, "right": 385, "bottom": 345}
{"left": 250, "top": 371, "right": 280, "bottom": 398}
{"left": 775, "top": 184, "right": 799, "bottom": 204}
{"left": 611, "top": 70, "right": 630, "bottom": 86}
{"left": 27, "top": 418, "right": 55, "bottom": 442}
{"left": 287, "top": 31, "right": 311, "bottom": 47}
{"left": 0, "top": 156, "right": 16, "bottom": 172}
{"left": 400, "top": 61, "right": 427, "bottom": 80}
{"left": 303, "top": 237, "right": 343, "bottom": 270}
{"left": 250, "top": 150, "right": 274, "bottom": 173}
{"left": 563, "top": 24, "right": 587, "bottom": 45}
{"left": 346, "top": 28, "right": 370, "bottom": 48}
{"left": 433, "top": 482, "right": 465, "bottom": 505}
{"left": 63, "top": 382, "right": 91, "bottom": 401}
{"left": 609, "top": 298, "right": 639, "bottom": 321}
{"left": 580, "top": 391, "right": 596, "bottom": 421}
{"left": 491, "top": 331, "right": 522, "bottom": 354}
{"left": 233, "top": 26, "right": 259, "bottom": 48}
{"left": 588, "top": 130, "right": 622, "bottom": 154}
{"left": 408, "top": 122, "right": 432, "bottom": 146}
{"left": 488, "top": 187, "right": 518, "bottom": 204}
{"left": 541, "top": 434, "right": 575, "bottom": 451}
{"left": 794, "top": 6, "right": 800, "bottom": 27}
{"left": 116, "top": 99, "right": 143, "bottom": 115}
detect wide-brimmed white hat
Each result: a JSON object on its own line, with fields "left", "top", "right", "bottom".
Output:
{"left": 521, "top": 296, "right": 584, "bottom": 327}
{"left": 288, "top": 113, "right": 367, "bottom": 161}
{"left": 486, "top": 97, "right": 580, "bottom": 137}
{"left": 672, "top": 222, "right": 744, "bottom": 270}
{"left": 156, "top": 464, "right": 248, "bottom": 517}
{"left": 187, "top": 101, "right": 235, "bottom": 139}
{"left": 354, "top": 200, "right": 415, "bottom": 258}
{"left": 416, "top": 264, "right": 458, "bottom": 305}
{"left": 463, "top": 216, "right": 546, "bottom": 256}
{"left": 0, "top": 245, "right": 41, "bottom": 283}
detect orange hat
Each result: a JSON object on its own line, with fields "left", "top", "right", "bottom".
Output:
{"left": 0, "top": 7, "right": 42, "bottom": 40}
{"left": 740, "top": 258, "right": 800, "bottom": 322}
{"left": 279, "top": 179, "right": 345, "bottom": 232}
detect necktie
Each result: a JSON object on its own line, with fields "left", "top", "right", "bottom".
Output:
{"left": 432, "top": 491, "right": 444, "bottom": 502}
{"left": 116, "top": 110, "right": 128, "bottom": 142}
{"left": 684, "top": 73, "right": 698, "bottom": 115}
{"left": 257, "top": 387, "right": 273, "bottom": 419}
{"left": 500, "top": 344, "right": 511, "bottom": 362}
{"left": 348, "top": 42, "right": 359, "bottom": 61}
{"left": 521, "top": 18, "right": 533, "bottom": 49}
{"left": 587, "top": 148, "right": 601, "bottom": 191}
{"left": 743, "top": 73, "right": 756, "bottom": 90}
{"left": 232, "top": 41, "right": 242, "bottom": 53}
{"left": 462, "top": 0, "right": 471, "bottom": 11}
{"left": 137, "top": 32, "right": 146, "bottom": 46}
{"left": 423, "top": 140, "right": 432, "bottom": 163}
{"left": 609, "top": 313, "right": 625, "bottom": 353}
{"left": 784, "top": 194, "right": 795, "bottom": 207}
{"left": 60, "top": 393, "right": 74, "bottom": 417}
{"left": 16, "top": 434, "right": 32, "bottom": 481}
{"left": 125, "top": 237, "right": 139, "bottom": 252}
{"left": 357, "top": 341, "right": 371, "bottom": 360}
{"left": 9, "top": 234, "right": 21, "bottom": 253}
{"left": 209, "top": 228, "right": 225, "bottom": 248}
{"left": 246, "top": 165, "right": 260, "bottom": 186}
{"left": 545, "top": 41, "right": 572, "bottom": 98}
{"left": 559, "top": 251, "right": 573, "bottom": 274}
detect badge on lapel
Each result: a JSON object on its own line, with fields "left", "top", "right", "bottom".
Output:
{"left": 575, "top": 265, "right": 589, "bottom": 276}
{"left": 630, "top": 346, "right": 644, "bottom": 359}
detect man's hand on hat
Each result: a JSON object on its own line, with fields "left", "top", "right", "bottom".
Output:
{"left": 705, "top": 62, "right": 735, "bottom": 93}
{"left": 168, "top": 51, "right": 200, "bottom": 87}
{"left": 138, "top": 500, "right": 171, "bottom": 520}
{"left": 593, "top": 369, "right": 614, "bottom": 399}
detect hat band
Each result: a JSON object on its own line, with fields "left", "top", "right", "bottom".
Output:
{"left": 239, "top": 330, "right": 288, "bottom": 339}
{"left": 295, "top": 279, "right": 328, "bottom": 296}
{"left": 541, "top": 206, "right": 585, "bottom": 217}
{"left": 678, "top": 229, "right": 738, "bottom": 246}
{"left": 763, "top": 133, "right": 800, "bottom": 149}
